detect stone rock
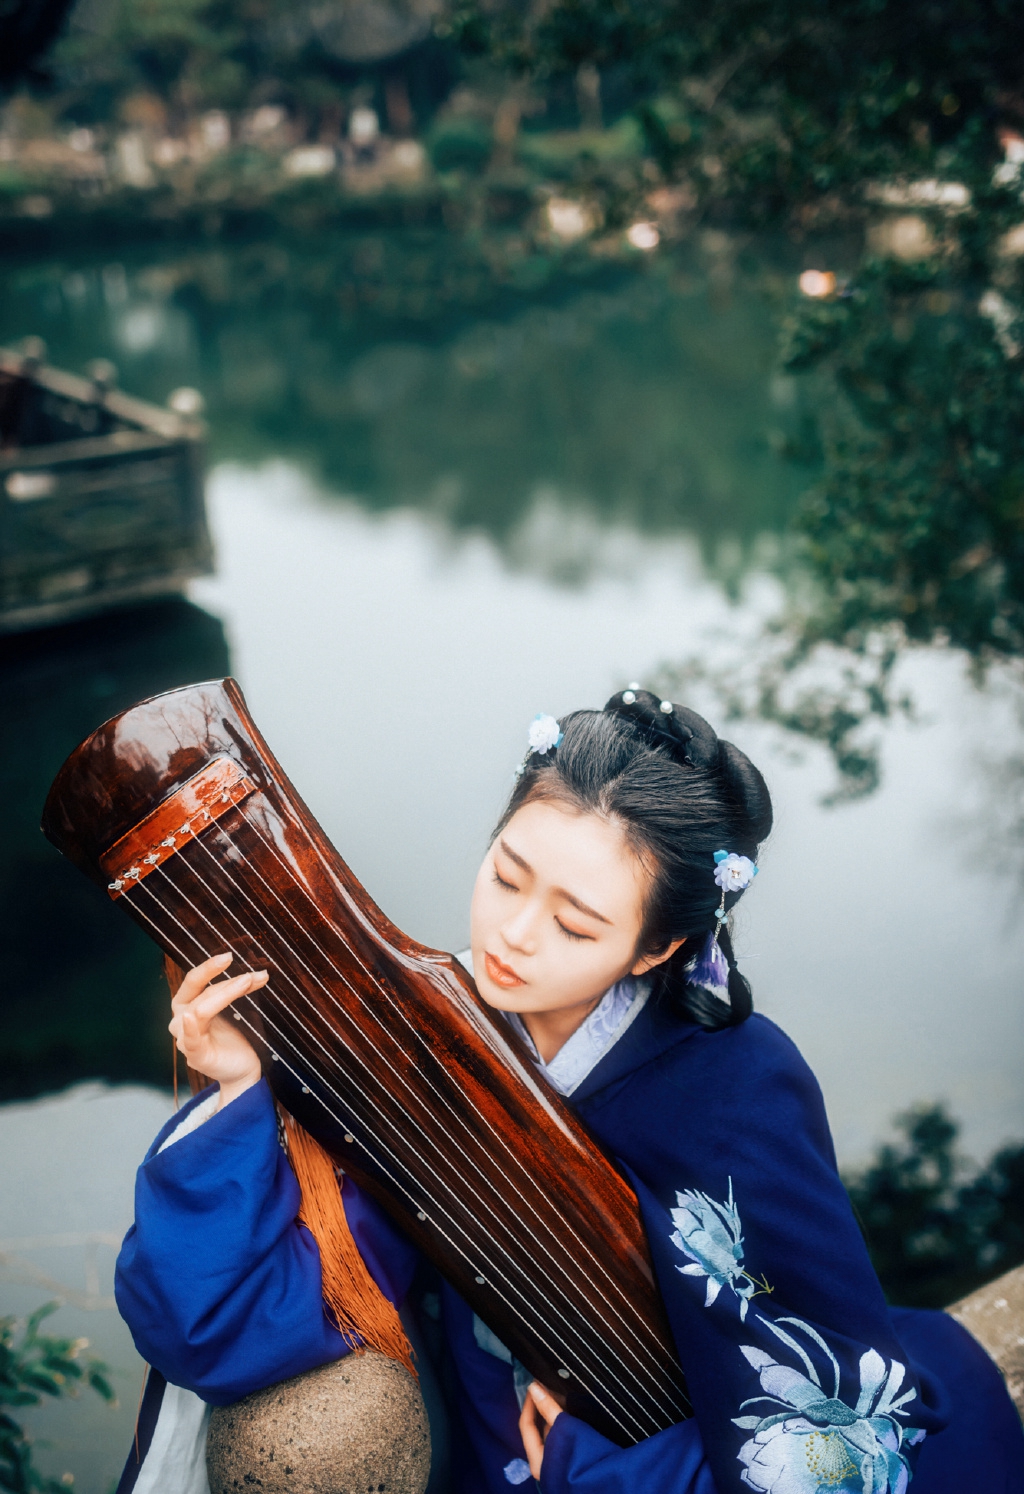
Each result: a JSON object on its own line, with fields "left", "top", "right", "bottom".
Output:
{"left": 947, "top": 1263, "right": 1024, "bottom": 1421}
{"left": 206, "top": 1351, "right": 431, "bottom": 1494}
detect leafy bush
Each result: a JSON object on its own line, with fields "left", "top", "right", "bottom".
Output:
{"left": 426, "top": 115, "right": 493, "bottom": 174}
{"left": 845, "top": 1105, "right": 1024, "bottom": 1309}
{"left": 1, "top": 1304, "right": 113, "bottom": 1494}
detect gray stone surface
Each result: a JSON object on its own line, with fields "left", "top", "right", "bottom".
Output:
{"left": 947, "top": 1263, "right": 1024, "bottom": 1422}
{"left": 206, "top": 1351, "right": 431, "bottom": 1494}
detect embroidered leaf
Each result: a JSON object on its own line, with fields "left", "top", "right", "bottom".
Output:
{"left": 856, "top": 1347, "right": 887, "bottom": 1414}
{"left": 740, "top": 1345, "right": 776, "bottom": 1371}
{"left": 731, "top": 1416, "right": 761, "bottom": 1429}
{"left": 678, "top": 1263, "right": 706, "bottom": 1276}
{"left": 875, "top": 1358, "right": 909, "bottom": 1417}
{"left": 759, "top": 1316, "right": 822, "bottom": 1387}
{"left": 760, "top": 1365, "right": 829, "bottom": 1411}
{"left": 775, "top": 1314, "right": 842, "bottom": 1398}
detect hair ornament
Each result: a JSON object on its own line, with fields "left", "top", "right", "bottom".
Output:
{"left": 527, "top": 713, "right": 563, "bottom": 755}
{"left": 684, "top": 932, "right": 730, "bottom": 1002}
{"left": 659, "top": 700, "right": 673, "bottom": 715}
{"left": 713, "top": 850, "right": 758, "bottom": 893}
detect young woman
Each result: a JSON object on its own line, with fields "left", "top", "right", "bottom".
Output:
{"left": 115, "top": 690, "right": 1024, "bottom": 1493}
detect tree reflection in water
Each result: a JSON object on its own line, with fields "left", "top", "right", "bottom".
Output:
{"left": 0, "top": 600, "right": 230, "bottom": 1099}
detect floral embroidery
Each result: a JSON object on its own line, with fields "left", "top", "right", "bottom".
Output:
{"left": 669, "top": 1179, "right": 771, "bottom": 1321}
{"left": 733, "top": 1316, "right": 925, "bottom": 1492}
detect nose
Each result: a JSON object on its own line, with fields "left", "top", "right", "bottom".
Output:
{"left": 501, "top": 899, "right": 539, "bottom": 956}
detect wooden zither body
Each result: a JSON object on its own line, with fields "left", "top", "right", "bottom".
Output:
{"left": 41, "top": 680, "right": 691, "bottom": 1446}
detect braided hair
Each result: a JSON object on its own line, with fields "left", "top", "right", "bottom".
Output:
{"left": 494, "top": 689, "right": 773, "bottom": 1031}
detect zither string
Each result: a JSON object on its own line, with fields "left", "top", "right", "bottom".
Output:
{"left": 190, "top": 818, "right": 685, "bottom": 1421}
{"left": 125, "top": 865, "right": 661, "bottom": 1441}
{"left": 231, "top": 806, "right": 676, "bottom": 1365}
{"left": 127, "top": 875, "right": 651, "bottom": 1444}
{"left": 158, "top": 835, "right": 680, "bottom": 1432}
{"left": 201, "top": 814, "right": 685, "bottom": 1416}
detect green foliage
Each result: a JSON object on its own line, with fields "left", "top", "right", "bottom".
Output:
{"left": 782, "top": 256, "right": 1024, "bottom": 663}
{"left": 845, "top": 1105, "right": 1024, "bottom": 1308}
{"left": 427, "top": 114, "right": 493, "bottom": 174}
{"left": 0, "top": 1303, "right": 114, "bottom": 1494}
{"left": 453, "top": 0, "right": 1021, "bottom": 202}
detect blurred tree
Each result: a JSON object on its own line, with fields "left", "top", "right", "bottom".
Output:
{"left": 492, "top": 0, "right": 1023, "bottom": 790}
{"left": 845, "top": 1104, "right": 1024, "bottom": 1308}
{"left": 50, "top": 0, "right": 452, "bottom": 126}
{"left": 0, "top": 0, "right": 79, "bottom": 90}
{"left": 450, "top": 0, "right": 1024, "bottom": 200}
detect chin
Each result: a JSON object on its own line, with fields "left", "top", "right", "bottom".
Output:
{"left": 475, "top": 977, "right": 533, "bottom": 1014}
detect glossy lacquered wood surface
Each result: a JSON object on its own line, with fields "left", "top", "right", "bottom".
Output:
{"left": 41, "top": 680, "right": 691, "bottom": 1444}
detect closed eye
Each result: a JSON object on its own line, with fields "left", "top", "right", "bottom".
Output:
{"left": 493, "top": 870, "right": 518, "bottom": 892}
{"left": 556, "top": 920, "right": 593, "bottom": 942}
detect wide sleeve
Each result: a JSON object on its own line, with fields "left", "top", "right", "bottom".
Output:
{"left": 541, "top": 1412, "right": 716, "bottom": 1494}
{"left": 114, "top": 1079, "right": 419, "bottom": 1405}
{"left": 561, "top": 1017, "right": 951, "bottom": 1494}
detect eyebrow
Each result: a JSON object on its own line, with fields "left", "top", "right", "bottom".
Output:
{"left": 497, "top": 838, "right": 612, "bottom": 925}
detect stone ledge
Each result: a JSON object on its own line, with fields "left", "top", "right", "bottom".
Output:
{"left": 947, "top": 1263, "right": 1024, "bottom": 1422}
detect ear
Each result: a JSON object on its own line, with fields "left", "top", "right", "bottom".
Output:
{"left": 630, "top": 938, "right": 686, "bottom": 977}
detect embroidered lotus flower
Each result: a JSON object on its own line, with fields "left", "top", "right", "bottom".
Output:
{"left": 734, "top": 1317, "right": 924, "bottom": 1493}
{"left": 714, "top": 851, "right": 758, "bottom": 893}
{"left": 528, "top": 713, "right": 563, "bottom": 754}
{"left": 670, "top": 1178, "right": 756, "bottom": 1320}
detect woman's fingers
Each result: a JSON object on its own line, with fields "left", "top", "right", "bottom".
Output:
{"left": 172, "top": 952, "right": 233, "bottom": 1009}
{"left": 193, "top": 969, "right": 268, "bottom": 1021}
{"left": 518, "top": 1393, "right": 546, "bottom": 1480}
{"left": 518, "top": 1382, "right": 562, "bottom": 1479}
{"left": 168, "top": 971, "right": 267, "bottom": 1052}
{"left": 528, "top": 1381, "right": 562, "bottom": 1429}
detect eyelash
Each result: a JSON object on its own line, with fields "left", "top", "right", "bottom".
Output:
{"left": 493, "top": 868, "right": 592, "bottom": 942}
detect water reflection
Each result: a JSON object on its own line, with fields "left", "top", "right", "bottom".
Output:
{"left": 0, "top": 599, "right": 230, "bottom": 1099}
{"left": 196, "top": 461, "right": 1024, "bottom": 1166}
{"left": 0, "top": 237, "right": 814, "bottom": 572}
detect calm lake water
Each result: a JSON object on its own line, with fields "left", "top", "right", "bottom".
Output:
{"left": 1, "top": 234, "right": 1021, "bottom": 1490}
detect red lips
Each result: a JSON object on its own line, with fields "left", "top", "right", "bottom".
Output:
{"left": 484, "top": 951, "right": 525, "bottom": 988}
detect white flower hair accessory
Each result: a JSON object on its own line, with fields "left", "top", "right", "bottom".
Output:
{"left": 713, "top": 851, "right": 757, "bottom": 894}
{"left": 527, "top": 713, "right": 563, "bottom": 755}
{"left": 712, "top": 850, "right": 758, "bottom": 933}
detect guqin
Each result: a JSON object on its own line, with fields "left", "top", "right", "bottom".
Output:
{"left": 41, "top": 678, "right": 691, "bottom": 1445}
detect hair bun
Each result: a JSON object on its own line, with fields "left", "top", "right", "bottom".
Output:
{"left": 605, "top": 691, "right": 721, "bottom": 771}
{"left": 719, "top": 739, "right": 773, "bottom": 843}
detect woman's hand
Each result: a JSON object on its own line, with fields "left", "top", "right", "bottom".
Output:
{"left": 168, "top": 953, "right": 268, "bottom": 1109}
{"left": 519, "top": 1381, "right": 563, "bottom": 1480}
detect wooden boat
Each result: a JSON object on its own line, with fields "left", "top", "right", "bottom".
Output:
{"left": 0, "top": 338, "right": 212, "bottom": 633}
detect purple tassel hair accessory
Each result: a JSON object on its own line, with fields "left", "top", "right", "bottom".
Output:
{"left": 684, "top": 932, "right": 731, "bottom": 1001}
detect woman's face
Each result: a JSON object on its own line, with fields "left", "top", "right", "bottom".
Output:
{"left": 470, "top": 797, "right": 664, "bottom": 1020}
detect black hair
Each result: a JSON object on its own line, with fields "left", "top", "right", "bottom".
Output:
{"left": 495, "top": 689, "right": 773, "bottom": 1031}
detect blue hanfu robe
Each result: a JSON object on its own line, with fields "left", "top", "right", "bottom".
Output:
{"left": 114, "top": 991, "right": 1024, "bottom": 1494}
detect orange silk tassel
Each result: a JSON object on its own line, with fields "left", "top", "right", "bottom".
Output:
{"left": 282, "top": 1111, "right": 417, "bottom": 1376}
{"left": 163, "top": 955, "right": 415, "bottom": 1375}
